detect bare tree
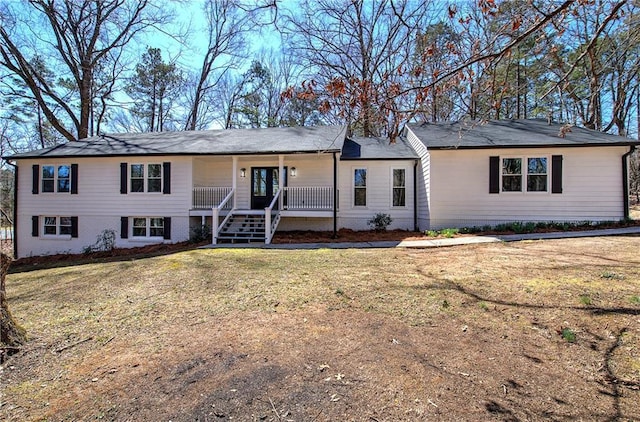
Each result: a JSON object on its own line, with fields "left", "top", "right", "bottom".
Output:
{"left": 281, "top": 0, "right": 437, "bottom": 139}
{"left": 0, "top": 0, "right": 172, "bottom": 141}
{"left": 183, "top": 0, "right": 251, "bottom": 131}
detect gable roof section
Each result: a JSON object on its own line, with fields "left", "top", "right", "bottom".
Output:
{"left": 5, "top": 125, "right": 348, "bottom": 159}
{"left": 341, "top": 136, "right": 419, "bottom": 160}
{"left": 407, "top": 119, "right": 640, "bottom": 150}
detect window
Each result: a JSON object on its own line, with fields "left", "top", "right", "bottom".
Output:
{"left": 354, "top": 168, "right": 367, "bottom": 206}
{"left": 57, "top": 165, "right": 70, "bottom": 192}
{"left": 130, "top": 164, "right": 162, "bottom": 193}
{"left": 132, "top": 217, "right": 164, "bottom": 238}
{"left": 150, "top": 218, "right": 164, "bottom": 236}
{"left": 392, "top": 169, "right": 406, "bottom": 207}
{"left": 42, "top": 166, "right": 55, "bottom": 192}
{"left": 33, "top": 164, "right": 77, "bottom": 195}
{"left": 132, "top": 217, "right": 147, "bottom": 236}
{"left": 527, "top": 158, "right": 548, "bottom": 192}
{"left": 131, "top": 164, "right": 145, "bottom": 192}
{"left": 501, "top": 156, "right": 548, "bottom": 192}
{"left": 41, "top": 165, "right": 71, "bottom": 193}
{"left": 42, "top": 216, "right": 74, "bottom": 236}
{"left": 147, "top": 164, "right": 162, "bottom": 192}
{"left": 44, "top": 216, "right": 57, "bottom": 235}
{"left": 502, "top": 158, "right": 522, "bottom": 192}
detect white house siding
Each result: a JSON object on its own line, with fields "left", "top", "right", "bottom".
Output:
{"left": 337, "top": 160, "right": 416, "bottom": 231}
{"left": 193, "top": 157, "right": 232, "bottom": 188}
{"left": 427, "top": 146, "right": 628, "bottom": 229}
{"left": 16, "top": 156, "right": 193, "bottom": 257}
{"left": 405, "top": 129, "right": 431, "bottom": 231}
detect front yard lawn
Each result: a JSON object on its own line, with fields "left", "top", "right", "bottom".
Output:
{"left": 2, "top": 236, "right": 640, "bottom": 421}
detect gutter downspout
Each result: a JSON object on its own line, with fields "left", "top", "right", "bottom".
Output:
{"left": 413, "top": 159, "right": 418, "bottom": 232}
{"left": 333, "top": 152, "right": 338, "bottom": 239}
{"left": 622, "top": 145, "right": 636, "bottom": 220}
{"left": 6, "top": 161, "right": 17, "bottom": 258}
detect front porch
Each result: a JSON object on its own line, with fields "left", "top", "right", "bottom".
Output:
{"left": 191, "top": 186, "right": 336, "bottom": 216}
{"left": 189, "top": 154, "right": 339, "bottom": 243}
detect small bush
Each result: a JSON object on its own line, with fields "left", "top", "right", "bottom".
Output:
{"left": 561, "top": 327, "right": 576, "bottom": 343}
{"left": 441, "top": 228, "right": 459, "bottom": 238}
{"left": 579, "top": 294, "right": 592, "bottom": 306}
{"left": 601, "top": 271, "right": 625, "bottom": 280}
{"left": 630, "top": 296, "right": 640, "bottom": 305}
{"left": 190, "top": 224, "right": 211, "bottom": 243}
{"left": 425, "top": 228, "right": 459, "bottom": 238}
{"left": 368, "top": 213, "right": 393, "bottom": 231}
{"left": 84, "top": 229, "right": 116, "bottom": 254}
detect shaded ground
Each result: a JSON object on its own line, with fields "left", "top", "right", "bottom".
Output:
{"left": 2, "top": 237, "right": 640, "bottom": 421}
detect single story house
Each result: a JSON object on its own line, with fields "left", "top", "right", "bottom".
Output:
{"left": 3, "top": 119, "right": 637, "bottom": 257}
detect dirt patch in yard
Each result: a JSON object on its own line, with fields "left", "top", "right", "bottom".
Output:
{"left": 2, "top": 237, "right": 640, "bottom": 421}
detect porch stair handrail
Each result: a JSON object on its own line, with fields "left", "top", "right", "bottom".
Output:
{"left": 212, "top": 188, "right": 235, "bottom": 245}
{"left": 264, "top": 188, "right": 282, "bottom": 244}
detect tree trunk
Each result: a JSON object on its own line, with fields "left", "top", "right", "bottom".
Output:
{"left": 1, "top": 253, "right": 26, "bottom": 362}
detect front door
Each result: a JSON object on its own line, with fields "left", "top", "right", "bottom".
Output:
{"left": 251, "top": 167, "right": 286, "bottom": 209}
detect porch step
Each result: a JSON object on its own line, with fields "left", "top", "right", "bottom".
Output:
{"left": 217, "top": 213, "right": 266, "bottom": 243}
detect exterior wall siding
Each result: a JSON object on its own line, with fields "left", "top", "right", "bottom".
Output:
{"left": 405, "top": 128, "right": 431, "bottom": 230}
{"left": 428, "top": 146, "right": 628, "bottom": 229}
{"left": 337, "top": 159, "right": 416, "bottom": 231}
{"left": 16, "top": 156, "right": 193, "bottom": 257}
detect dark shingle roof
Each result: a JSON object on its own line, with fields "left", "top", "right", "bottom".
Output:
{"left": 341, "top": 136, "right": 419, "bottom": 160}
{"left": 4, "top": 125, "right": 348, "bottom": 159}
{"left": 407, "top": 119, "right": 640, "bottom": 149}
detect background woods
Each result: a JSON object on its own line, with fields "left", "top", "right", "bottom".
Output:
{"left": 1, "top": 0, "right": 640, "bottom": 220}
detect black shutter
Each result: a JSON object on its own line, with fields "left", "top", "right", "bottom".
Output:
{"left": 32, "top": 216, "right": 39, "bottom": 237}
{"left": 489, "top": 156, "right": 500, "bottom": 194}
{"left": 552, "top": 155, "right": 563, "bottom": 194}
{"left": 71, "top": 164, "right": 78, "bottom": 194}
{"left": 32, "top": 164, "right": 40, "bottom": 194}
{"left": 70, "top": 216, "right": 78, "bottom": 238}
{"left": 163, "top": 217, "right": 171, "bottom": 240}
{"left": 121, "top": 216, "right": 129, "bottom": 239}
{"left": 163, "top": 162, "right": 171, "bottom": 194}
{"left": 120, "top": 163, "right": 128, "bottom": 194}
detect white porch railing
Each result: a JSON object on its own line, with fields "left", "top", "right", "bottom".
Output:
{"left": 193, "top": 187, "right": 233, "bottom": 209}
{"left": 283, "top": 186, "right": 334, "bottom": 210}
{"left": 264, "top": 188, "right": 282, "bottom": 244}
{"left": 212, "top": 188, "right": 235, "bottom": 245}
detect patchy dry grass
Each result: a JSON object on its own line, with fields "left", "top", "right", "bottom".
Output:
{"left": 2, "top": 236, "right": 640, "bottom": 421}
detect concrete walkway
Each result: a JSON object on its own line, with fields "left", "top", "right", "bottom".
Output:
{"left": 203, "top": 226, "right": 640, "bottom": 250}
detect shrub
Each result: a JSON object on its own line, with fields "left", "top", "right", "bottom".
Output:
{"left": 190, "top": 224, "right": 211, "bottom": 243}
{"left": 368, "top": 213, "right": 393, "bottom": 231}
{"left": 441, "top": 228, "right": 459, "bottom": 238}
{"left": 84, "top": 229, "right": 116, "bottom": 254}
{"left": 561, "top": 327, "right": 576, "bottom": 343}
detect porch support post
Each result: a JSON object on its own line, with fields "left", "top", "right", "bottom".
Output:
{"left": 278, "top": 155, "right": 284, "bottom": 209}
{"left": 333, "top": 152, "right": 338, "bottom": 239}
{"left": 232, "top": 156, "right": 238, "bottom": 209}
{"left": 212, "top": 207, "right": 219, "bottom": 245}
{"left": 265, "top": 208, "right": 271, "bottom": 244}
